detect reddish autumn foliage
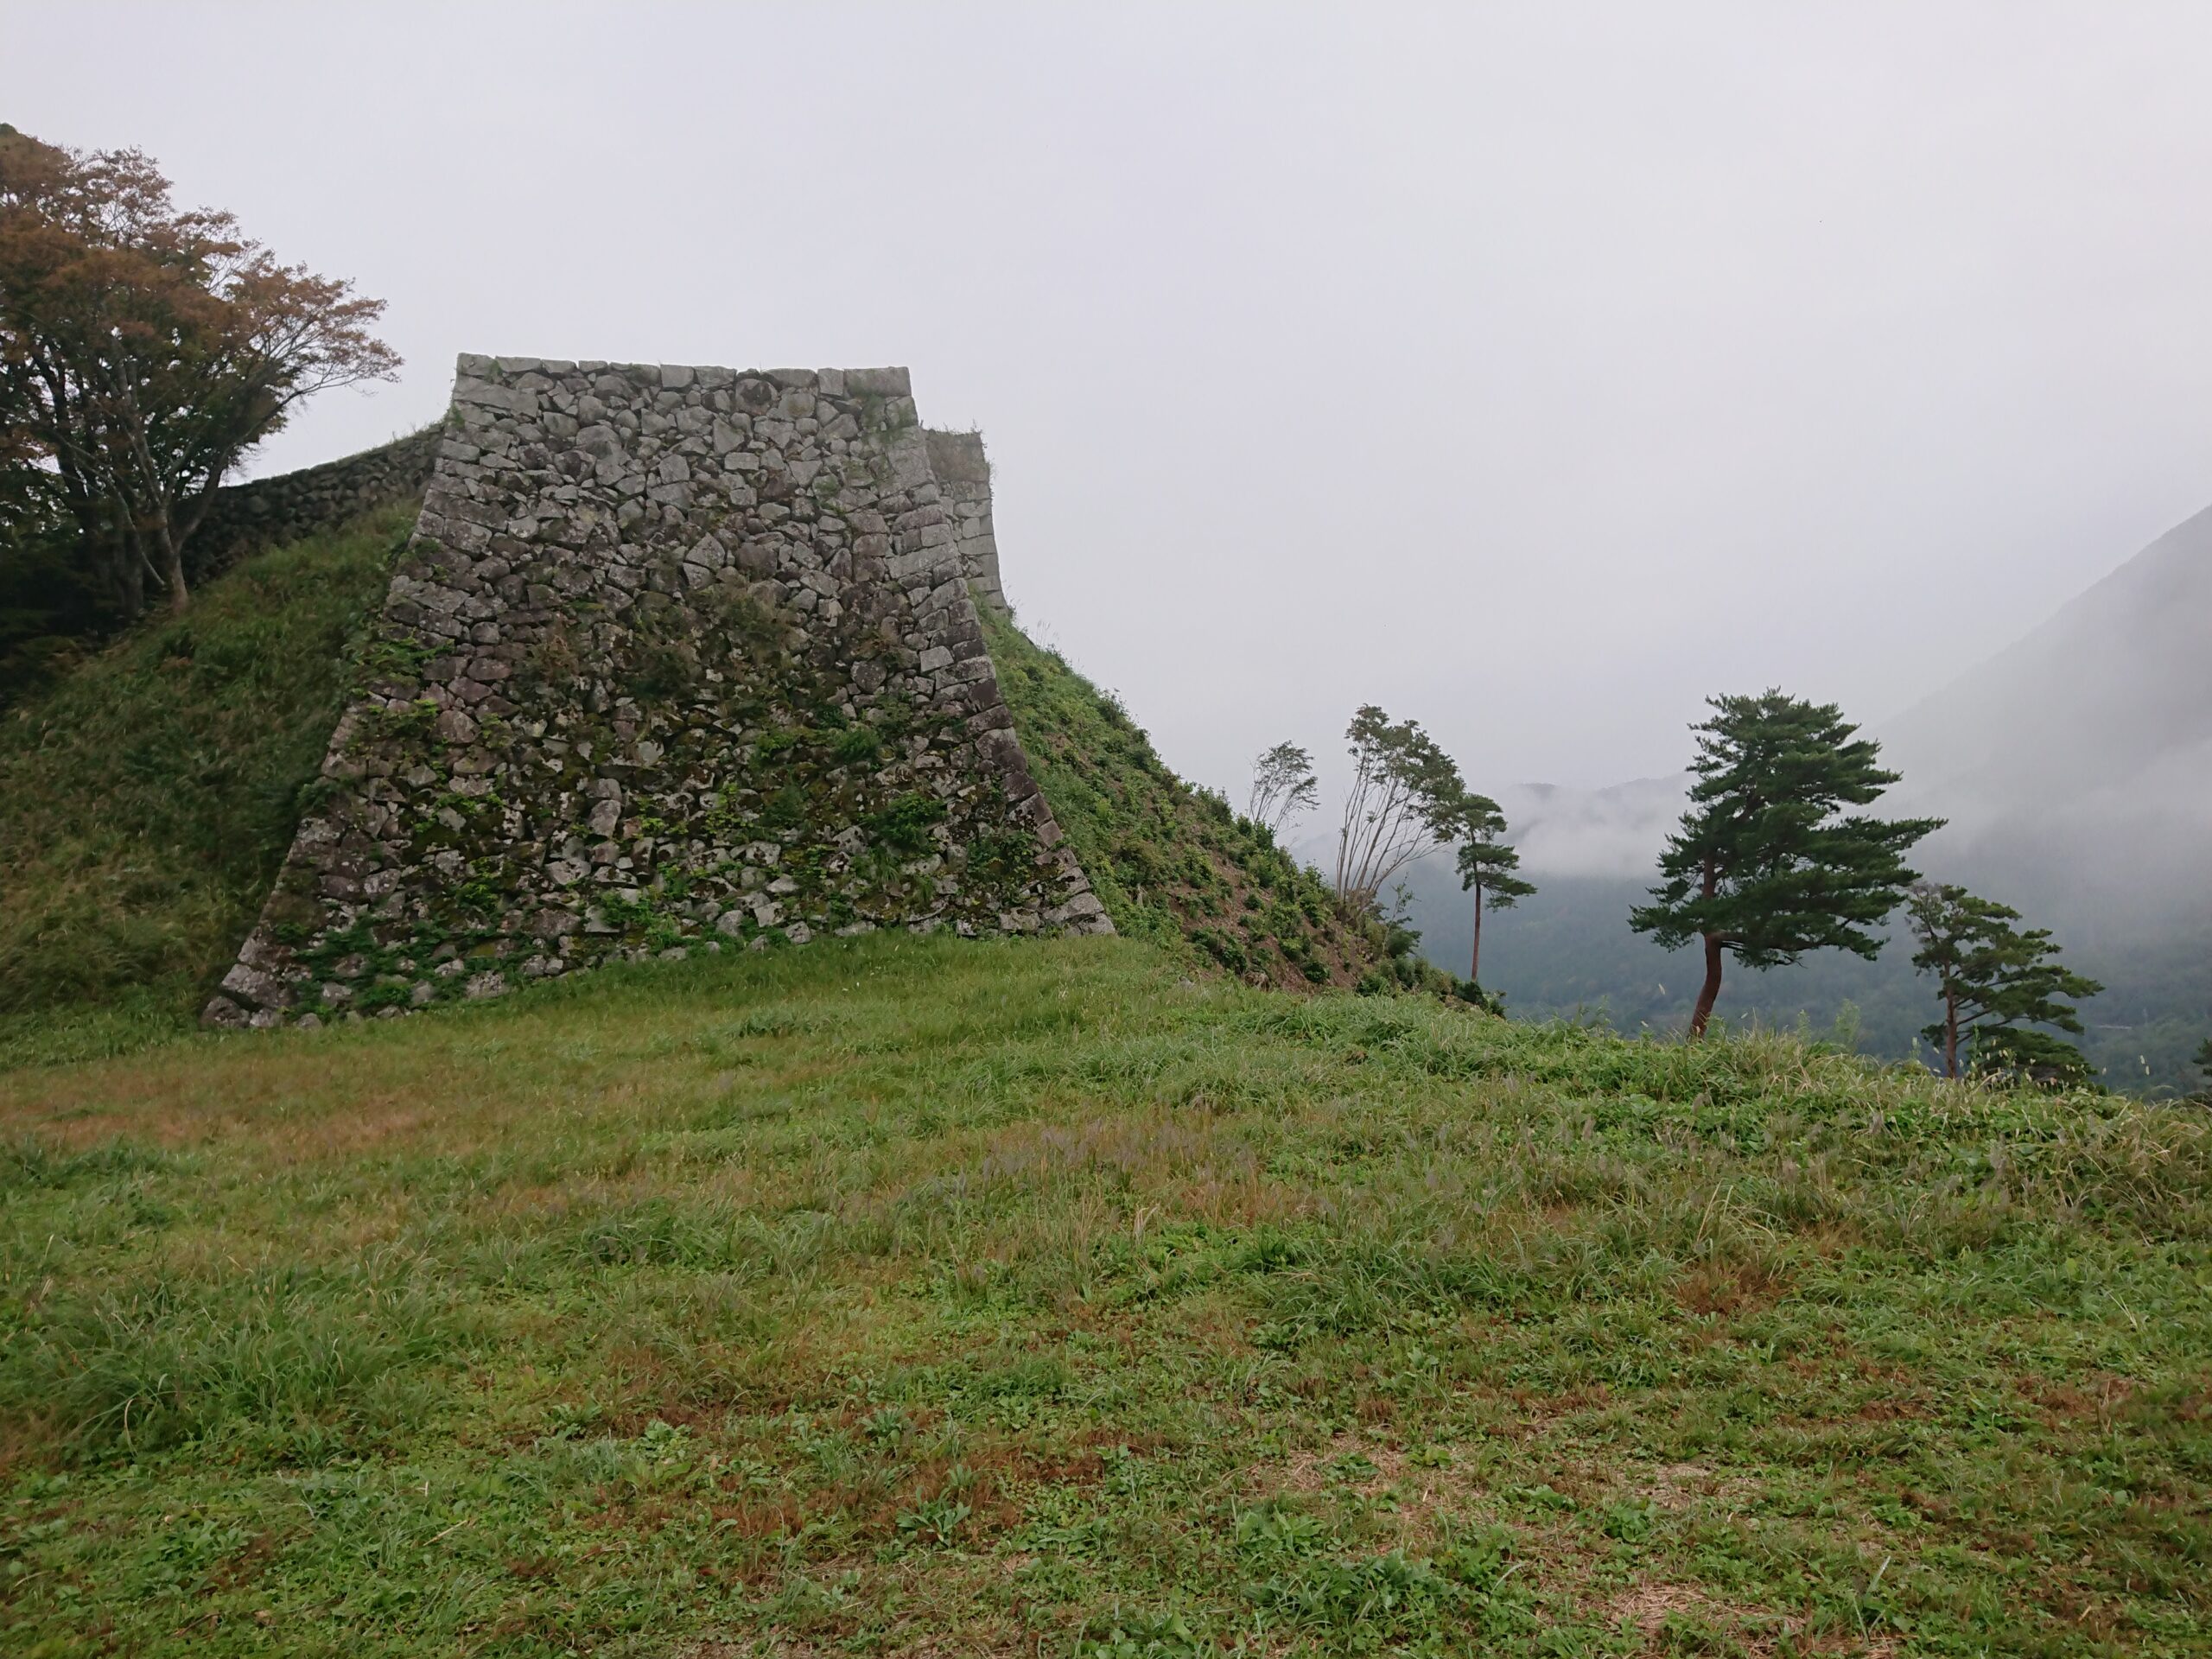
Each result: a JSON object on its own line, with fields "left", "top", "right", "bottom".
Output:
{"left": 0, "top": 124, "right": 398, "bottom": 616}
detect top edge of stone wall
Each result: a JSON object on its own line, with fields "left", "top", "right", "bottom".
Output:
{"left": 454, "top": 354, "right": 911, "bottom": 399}
{"left": 188, "top": 423, "right": 444, "bottom": 582}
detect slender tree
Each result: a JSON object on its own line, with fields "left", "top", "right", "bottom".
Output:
{"left": 1455, "top": 799, "right": 1535, "bottom": 985}
{"left": 2195, "top": 1039, "right": 2212, "bottom": 1104}
{"left": 1332, "top": 705, "right": 1470, "bottom": 912}
{"left": 0, "top": 124, "right": 398, "bottom": 617}
{"left": 1904, "top": 881, "right": 2102, "bottom": 1084}
{"left": 1629, "top": 690, "right": 1942, "bottom": 1038}
{"left": 1246, "top": 741, "right": 1319, "bottom": 837}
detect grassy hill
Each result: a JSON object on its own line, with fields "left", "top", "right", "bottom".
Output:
{"left": 983, "top": 612, "right": 1388, "bottom": 992}
{"left": 1, "top": 934, "right": 2207, "bottom": 1654}
{"left": 3, "top": 508, "right": 2208, "bottom": 1655}
{"left": 0, "top": 510, "right": 1389, "bottom": 1073}
{"left": 0, "top": 507, "right": 416, "bottom": 1069}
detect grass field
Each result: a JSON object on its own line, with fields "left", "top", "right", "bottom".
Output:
{"left": 3, "top": 931, "right": 2206, "bottom": 1656}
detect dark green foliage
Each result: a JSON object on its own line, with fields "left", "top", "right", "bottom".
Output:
{"left": 1398, "top": 862, "right": 2210, "bottom": 1093}
{"left": 868, "top": 791, "right": 947, "bottom": 854}
{"left": 832, "top": 723, "right": 882, "bottom": 766}
{"left": 0, "top": 512, "right": 106, "bottom": 708}
{"left": 1905, "top": 880, "right": 2104, "bottom": 1085}
{"left": 0, "top": 505, "right": 411, "bottom": 1044}
{"left": 1630, "top": 689, "right": 1943, "bottom": 1035}
{"left": 1455, "top": 796, "right": 1535, "bottom": 986}
{"left": 624, "top": 639, "right": 697, "bottom": 701}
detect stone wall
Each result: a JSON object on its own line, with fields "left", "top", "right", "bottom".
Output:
{"left": 189, "top": 426, "right": 442, "bottom": 580}
{"left": 206, "top": 356, "right": 1107, "bottom": 1029}
{"left": 925, "top": 429, "right": 1007, "bottom": 613}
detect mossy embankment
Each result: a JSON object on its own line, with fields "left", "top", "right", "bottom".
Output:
{"left": 0, "top": 505, "right": 415, "bottom": 1066}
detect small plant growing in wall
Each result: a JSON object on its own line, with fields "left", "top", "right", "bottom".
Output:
{"left": 870, "top": 792, "right": 947, "bottom": 855}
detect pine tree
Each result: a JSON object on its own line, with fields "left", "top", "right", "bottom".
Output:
{"left": 1455, "top": 800, "right": 1535, "bottom": 986}
{"left": 1629, "top": 690, "right": 1942, "bottom": 1038}
{"left": 1904, "top": 882, "right": 2102, "bottom": 1085}
{"left": 2190, "top": 1038, "right": 2212, "bottom": 1104}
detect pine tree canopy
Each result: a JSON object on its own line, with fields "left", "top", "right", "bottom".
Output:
{"left": 1906, "top": 882, "right": 2101, "bottom": 1041}
{"left": 1630, "top": 690, "right": 1943, "bottom": 969}
{"left": 1453, "top": 798, "right": 1534, "bottom": 905}
{"left": 1904, "top": 880, "right": 2103, "bottom": 1086}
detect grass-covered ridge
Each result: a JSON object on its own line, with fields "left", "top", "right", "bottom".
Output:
{"left": 2, "top": 932, "right": 2206, "bottom": 1654}
{"left": 988, "top": 610, "right": 1388, "bottom": 990}
{"left": 0, "top": 506, "right": 413, "bottom": 1066}
{"left": 0, "top": 505, "right": 1373, "bottom": 1073}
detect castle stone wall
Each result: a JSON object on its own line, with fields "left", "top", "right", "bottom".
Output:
{"left": 190, "top": 426, "right": 442, "bottom": 581}
{"left": 925, "top": 429, "right": 1007, "bottom": 613}
{"left": 206, "top": 357, "right": 1106, "bottom": 1029}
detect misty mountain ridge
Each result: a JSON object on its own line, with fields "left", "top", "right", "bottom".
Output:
{"left": 1396, "top": 499, "right": 2212, "bottom": 1091}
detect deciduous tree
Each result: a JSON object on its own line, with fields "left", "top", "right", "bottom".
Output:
{"left": 1629, "top": 690, "right": 1941, "bottom": 1038}
{"left": 1455, "top": 800, "right": 1534, "bottom": 986}
{"left": 1904, "top": 881, "right": 2102, "bottom": 1084}
{"left": 0, "top": 124, "right": 398, "bottom": 618}
{"left": 1246, "top": 741, "right": 1318, "bottom": 837}
{"left": 1332, "top": 705, "right": 1469, "bottom": 912}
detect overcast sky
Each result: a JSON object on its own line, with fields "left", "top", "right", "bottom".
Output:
{"left": 11, "top": 3, "right": 2211, "bottom": 798}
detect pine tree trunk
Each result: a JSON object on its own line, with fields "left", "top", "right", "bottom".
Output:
{"left": 1469, "top": 885, "right": 1483, "bottom": 984}
{"left": 1689, "top": 932, "right": 1725, "bottom": 1038}
{"left": 1945, "top": 993, "right": 1959, "bottom": 1080}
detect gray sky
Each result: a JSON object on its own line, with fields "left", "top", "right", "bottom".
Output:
{"left": 11, "top": 3, "right": 2211, "bottom": 800}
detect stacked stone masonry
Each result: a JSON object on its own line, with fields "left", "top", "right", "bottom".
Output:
{"left": 925, "top": 429, "right": 1007, "bottom": 613}
{"left": 206, "top": 356, "right": 1108, "bottom": 1029}
{"left": 189, "top": 425, "right": 442, "bottom": 582}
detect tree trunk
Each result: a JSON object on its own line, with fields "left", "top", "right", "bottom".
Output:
{"left": 1688, "top": 932, "right": 1725, "bottom": 1038}
{"left": 1944, "top": 992, "right": 1959, "bottom": 1080}
{"left": 1469, "top": 885, "right": 1484, "bottom": 984}
{"left": 155, "top": 513, "right": 189, "bottom": 614}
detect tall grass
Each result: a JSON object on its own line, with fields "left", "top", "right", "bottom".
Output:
{"left": 2, "top": 933, "right": 2206, "bottom": 1654}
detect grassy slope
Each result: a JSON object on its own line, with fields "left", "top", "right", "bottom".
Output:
{"left": 987, "top": 611, "right": 1387, "bottom": 991}
{"left": 0, "top": 506, "right": 413, "bottom": 1066}
{"left": 0, "top": 522, "right": 1374, "bottom": 1079}
{"left": 1, "top": 932, "right": 2207, "bottom": 1655}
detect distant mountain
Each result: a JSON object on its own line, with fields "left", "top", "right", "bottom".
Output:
{"left": 1878, "top": 502, "right": 2212, "bottom": 944}
{"left": 1882, "top": 503, "right": 2212, "bottom": 814}
{"left": 1402, "top": 501, "right": 2212, "bottom": 1093}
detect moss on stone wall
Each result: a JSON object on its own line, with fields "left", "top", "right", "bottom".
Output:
{"left": 207, "top": 360, "right": 1107, "bottom": 1028}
